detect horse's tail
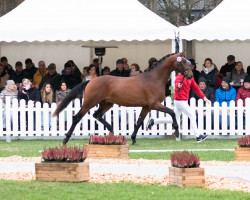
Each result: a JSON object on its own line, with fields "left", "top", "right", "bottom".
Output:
{"left": 53, "top": 80, "right": 90, "bottom": 117}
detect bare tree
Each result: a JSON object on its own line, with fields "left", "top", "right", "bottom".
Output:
{"left": 0, "top": 0, "right": 24, "bottom": 17}
{"left": 139, "top": 0, "right": 222, "bottom": 26}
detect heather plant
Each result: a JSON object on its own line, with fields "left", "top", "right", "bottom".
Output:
{"left": 171, "top": 151, "right": 200, "bottom": 168}
{"left": 42, "top": 145, "right": 87, "bottom": 162}
{"left": 89, "top": 135, "right": 128, "bottom": 145}
{"left": 237, "top": 135, "right": 250, "bottom": 147}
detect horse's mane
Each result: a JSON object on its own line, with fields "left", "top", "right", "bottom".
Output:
{"left": 146, "top": 53, "right": 175, "bottom": 72}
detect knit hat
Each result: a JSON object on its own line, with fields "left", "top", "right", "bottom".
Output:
{"left": 244, "top": 75, "right": 250, "bottom": 83}
{"left": 198, "top": 76, "right": 207, "bottom": 84}
{"left": 5, "top": 80, "right": 15, "bottom": 90}
{"left": 222, "top": 77, "right": 230, "bottom": 85}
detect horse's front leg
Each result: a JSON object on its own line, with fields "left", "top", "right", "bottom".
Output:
{"left": 131, "top": 107, "right": 150, "bottom": 145}
{"left": 153, "top": 103, "right": 180, "bottom": 138}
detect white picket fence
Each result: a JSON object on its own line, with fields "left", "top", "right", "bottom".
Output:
{"left": 0, "top": 96, "right": 249, "bottom": 138}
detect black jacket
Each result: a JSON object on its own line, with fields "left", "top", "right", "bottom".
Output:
{"left": 61, "top": 74, "right": 81, "bottom": 89}
{"left": 199, "top": 69, "right": 217, "bottom": 89}
{"left": 110, "top": 68, "right": 129, "bottom": 77}
{"left": 190, "top": 86, "right": 215, "bottom": 106}
{"left": 23, "top": 66, "right": 38, "bottom": 81}
{"left": 18, "top": 86, "right": 41, "bottom": 104}
{"left": 220, "top": 63, "right": 236, "bottom": 77}
{"left": 39, "top": 72, "right": 62, "bottom": 92}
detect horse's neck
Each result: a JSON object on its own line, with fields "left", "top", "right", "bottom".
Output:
{"left": 152, "top": 65, "right": 172, "bottom": 84}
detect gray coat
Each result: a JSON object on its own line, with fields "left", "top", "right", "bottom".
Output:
{"left": 0, "top": 89, "right": 18, "bottom": 106}
{"left": 56, "top": 89, "right": 71, "bottom": 104}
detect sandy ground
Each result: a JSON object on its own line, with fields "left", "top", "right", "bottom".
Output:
{"left": 0, "top": 156, "right": 250, "bottom": 193}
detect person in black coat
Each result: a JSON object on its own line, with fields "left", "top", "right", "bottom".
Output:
{"left": 10, "top": 61, "right": 26, "bottom": 89}
{"left": 189, "top": 59, "right": 200, "bottom": 84}
{"left": 110, "top": 59, "right": 129, "bottom": 77}
{"left": 190, "top": 77, "right": 215, "bottom": 106}
{"left": 39, "top": 63, "right": 62, "bottom": 92}
{"left": 61, "top": 62, "right": 81, "bottom": 89}
{"left": 220, "top": 55, "right": 236, "bottom": 77}
{"left": 18, "top": 78, "right": 41, "bottom": 104}
{"left": 23, "top": 58, "right": 38, "bottom": 82}
{"left": 199, "top": 58, "right": 218, "bottom": 89}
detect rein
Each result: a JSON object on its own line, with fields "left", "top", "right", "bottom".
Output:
{"left": 177, "top": 57, "right": 192, "bottom": 93}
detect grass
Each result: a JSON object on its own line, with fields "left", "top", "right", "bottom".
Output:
{"left": 0, "top": 180, "right": 249, "bottom": 200}
{"left": 0, "top": 138, "right": 237, "bottom": 161}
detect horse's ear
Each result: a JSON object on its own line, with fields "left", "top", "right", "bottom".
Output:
{"left": 178, "top": 52, "right": 184, "bottom": 57}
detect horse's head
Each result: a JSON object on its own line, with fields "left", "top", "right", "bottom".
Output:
{"left": 175, "top": 52, "right": 193, "bottom": 79}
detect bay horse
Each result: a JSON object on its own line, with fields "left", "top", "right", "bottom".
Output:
{"left": 53, "top": 52, "right": 193, "bottom": 145}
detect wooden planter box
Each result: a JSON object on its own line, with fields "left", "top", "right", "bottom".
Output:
{"left": 84, "top": 144, "right": 129, "bottom": 159}
{"left": 235, "top": 147, "right": 250, "bottom": 161}
{"left": 169, "top": 167, "right": 205, "bottom": 187}
{"left": 35, "top": 162, "right": 89, "bottom": 182}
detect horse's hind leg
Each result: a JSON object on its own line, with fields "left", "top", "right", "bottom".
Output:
{"left": 131, "top": 107, "right": 150, "bottom": 145}
{"left": 93, "top": 101, "right": 114, "bottom": 133}
{"left": 153, "top": 103, "right": 180, "bottom": 138}
{"left": 63, "top": 106, "right": 89, "bottom": 145}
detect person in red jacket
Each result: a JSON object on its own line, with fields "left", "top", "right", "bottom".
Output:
{"left": 146, "top": 73, "right": 210, "bottom": 143}
{"left": 235, "top": 75, "right": 250, "bottom": 106}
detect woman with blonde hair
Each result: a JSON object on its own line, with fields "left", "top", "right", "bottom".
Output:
{"left": 41, "top": 83, "right": 55, "bottom": 104}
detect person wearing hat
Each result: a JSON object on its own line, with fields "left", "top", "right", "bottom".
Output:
{"left": 0, "top": 80, "right": 18, "bottom": 130}
{"left": 235, "top": 75, "right": 250, "bottom": 107}
{"left": 190, "top": 77, "right": 215, "bottom": 106}
{"left": 220, "top": 55, "right": 236, "bottom": 77}
{"left": 110, "top": 59, "right": 129, "bottom": 77}
{"left": 189, "top": 59, "right": 200, "bottom": 84}
{"left": 215, "top": 77, "right": 237, "bottom": 128}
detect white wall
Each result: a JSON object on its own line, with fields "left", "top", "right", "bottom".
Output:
{"left": 0, "top": 40, "right": 172, "bottom": 73}
{"left": 193, "top": 40, "right": 250, "bottom": 71}
{"left": 0, "top": 41, "right": 90, "bottom": 73}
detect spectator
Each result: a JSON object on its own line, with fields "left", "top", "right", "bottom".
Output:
{"left": 93, "top": 58, "right": 100, "bottom": 76}
{"left": 110, "top": 59, "right": 129, "bottom": 77}
{"left": 18, "top": 78, "right": 40, "bottom": 104}
{"left": 82, "top": 66, "right": 90, "bottom": 81}
{"left": 220, "top": 55, "right": 236, "bottom": 77}
{"left": 39, "top": 63, "right": 62, "bottom": 92}
{"left": 33, "top": 61, "right": 48, "bottom": 88}
{"left": 247, "top": 66, "right": 250, "bottom": 77}
{"left": 56, "top": 81, "right": 71, "bottom": 104}
{"left": 227, "top": 61, "right": 246, "bottom": 85}
{"left": 122, "top": 57, "right": 128, "bottom": 65}
{"left": 40, "top": 83, "right": 55, "bottom": 129}
{"left": 41, "top": 83, "right": 55, "bottom": 104}
{"left": 0, "top": 63, "right": 9, "bottom": 92}
{"left": 199, "top": 58, "right": 218, "bottom": 89}
{"left": 67, "top": 60, "right": 82, "bottom": 83}
{"left": 235, "top": 75, "right": 250, "bottom": 106}
{"left": 61, "top": 62, "right": 80, "bottom": 89}
{"left": 23, "top": 58, "right": 37, "bottom": 82}
{"left": 88, "top": 64, "right": 97, "bottom": 79}
{"left": 215, "top": 77, "right": 236, "bottom": 128}
{"left": 0, "top": 56, "right": 14, "bottom": 77}
{"left": 189, "top": 59, "right": 200, "bottom": 84}
{"left": 102, "top": 66, "right": 110, "bottom": 75}
{"left": 130, "top": 63, "right": 141, "bottom": 76}
{"left": 144, "top": 57, "right": 157, "bottom": 72}
{"left": 190, "top": 77, "right": 215, "bottom": 106}
{"left": 10, "top": 61, "right": 25, "bottom": 89}
{"left": 0, "top": 80, "right": 18, "bottom": 130}
{"left": 190, "top": 77, "right": 215, "bottom": 129}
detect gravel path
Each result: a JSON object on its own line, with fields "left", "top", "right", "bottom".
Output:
{"left": 0, "top": 156, "right": 250, "bottom": 192}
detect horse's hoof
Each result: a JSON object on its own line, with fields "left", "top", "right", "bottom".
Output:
{"left": 63, "top": 138, "right": 69, "bottom": 145}
{"left": 174, "top": 130, "right": 180, "bottom": 138}
{"left": 132, "top": 141, "right": 136, "bottom": 145}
